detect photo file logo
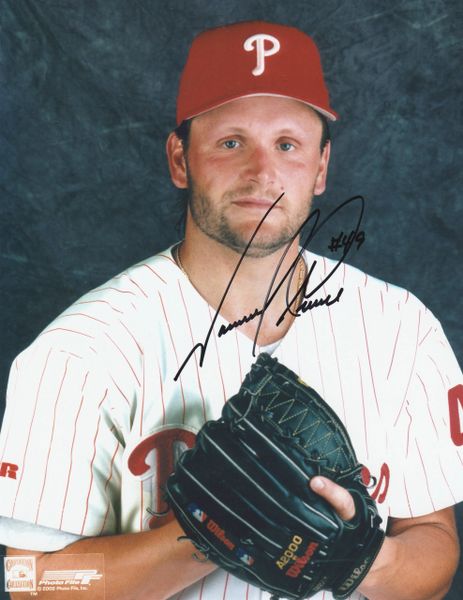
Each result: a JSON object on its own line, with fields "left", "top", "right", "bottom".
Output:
{"left": 40, "top": 569, "right": 103, "bottom": 585}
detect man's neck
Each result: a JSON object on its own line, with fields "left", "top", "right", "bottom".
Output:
{"left": 177, "top": 234, "right": 305, "bottom": 346}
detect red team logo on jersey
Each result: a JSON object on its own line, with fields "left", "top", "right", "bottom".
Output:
{"left": 128, "top": 427, "right": 197, "bottom": 529}
{"left": 0, "top": 462, "right": 18, "bottom": 479}
{"left": 448, "top": 385, "right": 463, "bottom": 446}
{"left": 361, "top": 463, "right": 390, "bottom": 504}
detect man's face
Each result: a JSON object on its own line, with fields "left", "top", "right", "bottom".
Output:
{"left": 169, "top": 96, "right": 330, "bottom": 257}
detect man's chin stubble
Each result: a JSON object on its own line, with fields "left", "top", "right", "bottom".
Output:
{"left": 197, "top": 219, "right": 297, "bottom": 259}
{"left": 187, "top": 184, "right": 312, "bottom": 259}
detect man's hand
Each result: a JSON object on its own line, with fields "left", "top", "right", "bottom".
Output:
{"left": 310, "top": 476, "right": 356, "bottom": 521}
{"left": 310, "top": 476, "right": 459, "bottom": 600}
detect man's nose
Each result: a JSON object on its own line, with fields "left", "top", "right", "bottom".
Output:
{"left": 244, "top": 145, "right": 277, "bottom": 187}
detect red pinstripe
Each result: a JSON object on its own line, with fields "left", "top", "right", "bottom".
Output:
{"left": 139, "top": 353, "right": 146, "bottom": 437}
{"left": 380, "top": 290, "right": 384, "bottom": 314}
{"left": 109, "top": 374, "right": 131, "bottom": 406}
{"left": 128, "top": 276, "right": 148, "bottom": 298}
{"left": 358, "top": 290, "right": 381, "bottom": 416}
{"left": 415, "top": 439, "right": 436, "bottom": 512}
{"left": 59, "top": 371, "right": 90, "bottom": 529}
{"left": 416, "top": 374, "right": 439, "bottom": 437}
{"left": 357, "top": 356, "right": 369, "bottom": 459}
{"left": 94, "top": 287, "right": 136, "bottom": 296}
{"left": 438, "top": 457, "right": 457, "bottom": 505}
{"left": 80, "top": 389, "right": 108, "bottom": 535}
{"left": 405, "top": 406, "right": 413, "bottom": 457}
{"left": 158, "top": 291, "right": 187, "bottom": 423}
{"left": 221, "top": 573, "right": 229, "bottom": 600}
{"left": 403, "top": 473, "right": 413, "bottom": 517}
{"left": 62, "top": 313, "right": 110, "bottom": 326}
{"left": 326, "top": 282, "right": 346, "bottom": 423}
{"left": 100, "top": 500, "right": 112, "bottom": 536}
{"left": 63, "top": 351, "right": 83, "bottom": 359}
{"left": 159, "top": 252, "right": 177, "bottom": 266}
{"left": 75, "top": 299, "right": 123, "bottom": 314}
{"left": 40, "top": 327, "right": 95, "bottom": 339}
{"left": 386, "top": 322, "right": 402, "bottom": 381}
{"left": 427, "top": 354, "right": 446, "bottom": 389}
{"left": 99, "top": 439, "right": 121, "bottom": 534}
{"left": 35, "top": 357, "right": 70, "bottom": 524}
{"left": 393, "top": 311, "right": 421, "bottom": 427}
{"left": 234, "top": 331, "right": 243, "bottom": 382}
{"left": 12, "top": 348, "right": 53, "bottom": 517}
{"left": 198, "top": 576, "right": 207, "bottom": 600}
{"left": 294, "top": 315, "right": 302, "bottom": 376}
{"left": 418, "top": 326, "right": 433, "bottom": 346}
{"left": 208, "top": 306, "right": 227, "bottom": 405}
{"left": 156, "top": 354, "right": 166, "bottom": 426}
{"left": 81, "top": 411, "right": 103, "bottom": 535}
{"left": 178, "top": 281, "right": 207, "bottom": 422}
{"left": 458, "top": 453, "right": 463, "bottom": 468}
{"left": 309, "top": 310, "right": 325, "bottom": 398}
{"left": 105, "top": 332, "right": 141, "bottom": 387}
{"left": 140, "top": 263, "right": 167, "bottom": 284}
{"left": 119, "top": 321, "right": 144, "bottom": 355}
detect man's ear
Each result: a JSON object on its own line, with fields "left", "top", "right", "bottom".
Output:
{"left": 313, "top": 140, "right": 331, "bottom": 196}
{"left": 166, "top": 132, "right": 188, "bottom": 189}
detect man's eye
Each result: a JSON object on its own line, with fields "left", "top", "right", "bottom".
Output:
{"left": 223, "top": 140, "right": 239, "bottom": 149}
{"left": 279, "top": 142, "right": 295, "bottom": 152}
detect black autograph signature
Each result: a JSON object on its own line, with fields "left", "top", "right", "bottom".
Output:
{"left": 173, "top": 193, "right": 365, "bottom": 381}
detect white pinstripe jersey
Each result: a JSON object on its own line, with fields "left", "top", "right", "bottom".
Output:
{"left": 1, "top": 246, "right": 462, "bottom": 600}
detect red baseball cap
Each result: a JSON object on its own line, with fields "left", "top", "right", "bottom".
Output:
{"left": 176, "top": 20, "right": 338, "bottom": 125}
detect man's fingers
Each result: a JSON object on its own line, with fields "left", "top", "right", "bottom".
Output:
{"left": 310, "top": 476, "right": 356, "bottom": 521}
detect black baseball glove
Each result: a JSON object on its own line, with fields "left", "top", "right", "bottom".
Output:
{"left": 165, "top": 353, "right": 385, "bottom": 599}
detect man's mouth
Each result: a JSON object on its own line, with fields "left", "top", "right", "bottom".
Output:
{"left": 232, "top": 196, "right": 281, "bottom": 210}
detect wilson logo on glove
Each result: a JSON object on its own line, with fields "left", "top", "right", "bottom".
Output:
{"left": 187, "top": 502, "right": 252, "bottom": 560}
{"left": 206, "top": 519, "right": 235, "bottom": 551}
{"left": 187, "top": 502, "right": 234, "bottom": 549}
{"left": 286, "top": 542, "right": 320, "bottom": 578}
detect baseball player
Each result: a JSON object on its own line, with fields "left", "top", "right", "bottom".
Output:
{"left": 1, "top": 20, "right": 463, "bottom": 600}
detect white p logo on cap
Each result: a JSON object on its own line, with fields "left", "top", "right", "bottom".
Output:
{"left": 243, "top": 33, "right": 281, "bottom": 76}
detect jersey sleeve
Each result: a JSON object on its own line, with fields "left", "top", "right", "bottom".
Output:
{"left": 0, "top": 516, "right": 85, "bottom": 551}
{"left": 0, "top": 331, "right": 124, "bottom": 538}
{"left": 387, "top": 307, "right": 463, "bottom": 518}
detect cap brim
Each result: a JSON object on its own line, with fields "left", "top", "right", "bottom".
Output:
{"left": 181, "top": 93, "right": 338, "bottom": 123}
